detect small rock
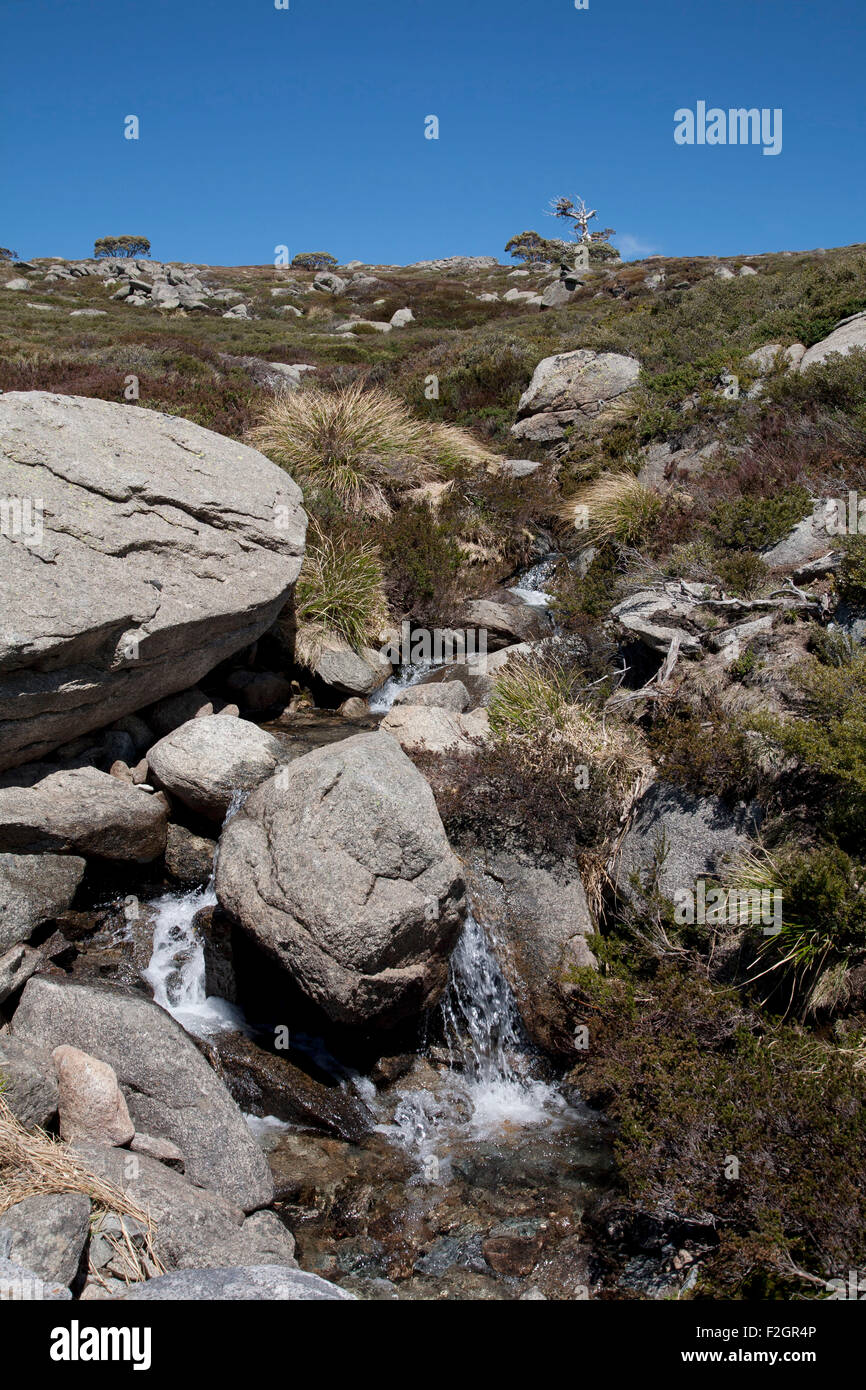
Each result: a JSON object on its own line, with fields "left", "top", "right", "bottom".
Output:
{"left": 1, "top": 1194, "right": 91, "bottom": 1288}
{"left": 52, "top": 1045, "right": 135, "bottom": 1147}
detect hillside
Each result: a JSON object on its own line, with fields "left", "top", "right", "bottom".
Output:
{"left": 1, "top": 239, "right": 866, "bottom": 1303}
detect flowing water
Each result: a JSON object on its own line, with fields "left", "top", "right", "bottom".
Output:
{"left": 367, "top": 656, "right": 440, "bottom": 713}
{"left": 380, "top": 914, "right": 574, "bottom": 1184}
{"left": 142, "top": 790, "right": 247, "bottom": 1038}
{"left": 127, "top": 780, "right": 612, "bottom": 1296}
{"left": 508, "top": 554, "right": 560, "bottom": 609}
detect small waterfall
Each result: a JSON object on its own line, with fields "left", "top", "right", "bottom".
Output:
{"left": 440, "top": 913, "right": 557, "bottom": 1131}
{"left": 368, "top": 656, "right": 439, "bottom": 714}
{"left": 384, "top": 914, "right": 567, "bottom": 1178}
{"left": 142, "top": 790, "right": 247, "bottom": 1037}
{"left": 507, "top": 553, "right": 560, "bottom": 609}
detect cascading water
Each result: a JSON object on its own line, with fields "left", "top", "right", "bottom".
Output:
{"left": 142, "top": 790, "right": 247, "bottom": 1038}
{"left": 382, "top": 913, "right": 572, "bottom": 1180}
{"left": 507, "top": 553, "right": 560, "bottom": 609}
{"left": 367, "top": 656, "right": 440, "bottom": 714}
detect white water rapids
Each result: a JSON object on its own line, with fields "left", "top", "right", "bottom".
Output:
{"left": 141, "top": 791, "right": 567, "bottom": 1177}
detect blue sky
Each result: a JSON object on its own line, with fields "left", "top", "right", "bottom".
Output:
{"left": 2, "top": 0, "right": 864, "bottom": 266}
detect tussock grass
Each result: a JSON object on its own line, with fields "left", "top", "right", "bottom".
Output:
{"left": 248, "top": 381, "right": 500, "bottom": 517}
{"left": 294, "top": 522, "right": 389, "bottom": 660}
{"left": 488, "top": 654, "right": 645, "bottom": 791}
{"left": 726, "top": 843, "right": 866, "bottom": 1017}
{"left": 560, "top": 471, "right": 661, "bottom": 545}
{"left": 0, "top": 1092, "right": 162, "bottom": 1284}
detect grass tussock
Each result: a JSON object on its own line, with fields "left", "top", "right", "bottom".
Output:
{"left": 560, "top": 471, "right": 661, "bottom": 546}
{"left": 248, "top": 381, "right": 500, "bottom": 518}
{"left": 294, "top": 521, "right": 389, "bottom": 660}
{"left": 0, "top": 1092, "right": 162, "bottom": 1284}
{"left": 488, "top": 654, "right": 646, "bottom": 805}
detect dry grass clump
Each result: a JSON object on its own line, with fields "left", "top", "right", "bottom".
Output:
{"left": 488, "top": 654, "right": 645, "bottom": 794}
{"left": 560, "top": 471, "right": 661, "bottom": 545}
{"left": 247, "top": 380, "right": 500, "bottom": 517}
{"left": 0, "top": 1092, "right": 162, "bottom": 1285}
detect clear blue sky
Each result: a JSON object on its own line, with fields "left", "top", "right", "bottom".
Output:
{"left": 2, "top": 0, "right": 864, "bottom": 265}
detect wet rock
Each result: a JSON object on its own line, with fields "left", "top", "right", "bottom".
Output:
{"left": 1, "top": 1194, "right": 91, "bottom": 1288}
{"left": 12, "top": 977, "right": 273, "bottom": 1211}
{"left": 204, "top": 1030, "right": 374, "bottom": 1143}
{"left": 466, "top": 851, "right": 597, "bottom": 1056}
{"left": 462, "top": 597, "right": 550, "bottom": 645}
{"left": 339, "top": 697, "right": 370, "bottom": 721}
{"left": 0, "top": 768, "right": 168, "bottom": 862}
{"left": 215, "top": 731, "right": 465, "bottom": 1028}
{"left": 164, "top": 823, "right": 216, "bottom": 888}
{"left": 190, "top": 904, "right": 238, "bottom": 1003}
{"left": 147, "top": 716, "right": 282, "bottom": 820}
{"left": 482, "top": 1220, "right": 545, "bottom": 1277}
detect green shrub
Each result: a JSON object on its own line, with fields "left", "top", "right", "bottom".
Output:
{"left": 708, "top": 486, "right": 812, "bottom": 550}
{"left": 716, "top": 550, "right": 771, "bottom": 598}
{"left": 577, "top": 966, "right": 866, "bottom": 1297}
{"left": 376, "top": 501, "right": 464, "bottom": 621}
{"left": 750, "top": 652, "right": 866, "bottom": 841}
{"left": 729, "top": 645, "right": 758, "bottom": 681}
{"left": 838, "top": 534, "right": 866, "bottom": 607}
{"left": 648, "top": 695, "right": 758, "bottom": 802}
{"left": 550, "top": 547, "right": 622, "bottom": 627}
